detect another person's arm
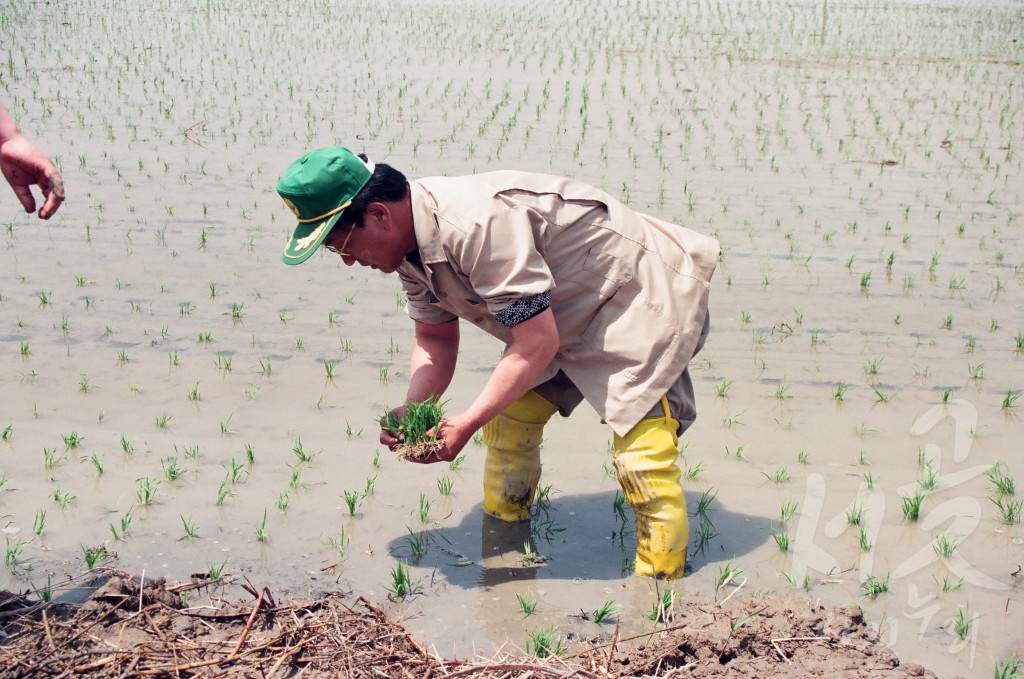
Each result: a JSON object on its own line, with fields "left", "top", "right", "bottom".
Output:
{"left": 0, "top": 103, "right": 65, "bottom": 219}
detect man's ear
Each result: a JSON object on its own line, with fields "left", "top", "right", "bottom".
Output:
{"left": 365, "top": 202, "right": 388, "bottom": 226}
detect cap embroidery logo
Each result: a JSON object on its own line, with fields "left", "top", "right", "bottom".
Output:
{"left": 294, "top": 222, "right": 327, "bottom": 251}
{"left": 281, "top": 197, "right": 301, "bottom": 219}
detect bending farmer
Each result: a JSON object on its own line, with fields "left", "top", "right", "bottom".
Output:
{"left": 277, "top": 147, "right": 719, "bottom": 579}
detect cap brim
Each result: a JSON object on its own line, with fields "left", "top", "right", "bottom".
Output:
{"left": 281, "top": 209, "right": 345, "bottom": 265}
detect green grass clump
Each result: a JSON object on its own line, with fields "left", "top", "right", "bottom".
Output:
{"left": 381, "top": 397, "right": 446, "bottom": 445}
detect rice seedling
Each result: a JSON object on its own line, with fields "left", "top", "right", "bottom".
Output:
{"left": 774, "top": 381, "right": 793, "bottom": 400}
{"left": 343, "top": 490, "right": 360, "bottom": 516}
{"left": 986, "top": 462, "right": 1015, "bottom": 496}
{"left": 715, "top": 379, "right": 731, "bottom": 398}
{"left": 178, "top": 516, "right": 199, "bottom": 540}
{"left": 5, "top": 538, "right": 31, "bottom": 573}
{"left": 385, "top": 561, "right": 422, "bottom": 599}
{"left": 592, "top": 599, "right": 618, "bottom": 623}
{"left": 19, "top": 342, "right": 29, "bottom": 357}
{"left": 162, "top": 457, "right": 185, "bottom": 483}
{"left": 730, "top": 607, "right": 767, "bottom": 635}
{"left": 372, "top": 450, "right": 381, "bottom": 468}
{"left": 845, "top": 503, "right": 865, "bottom": 526}
{"left": 381, "top": 398, "right": 447, "bottom": 445}
{"left": 526, "top": 627, "right": 565, "bottom": 658}
{"left": 727, "top": 445, "right": 748, "bottom": 461}
{"left": 693, "top": 487, "right": 718, "bottom": 518}
{"left": 32, "top": 510, "right": 45, "bottom": 537}
{"left": 762, "top": 467, "right": 790, "bottom": 484}
{"left": 941, "top": 386, "right": 955, "bottom": 404}
{"left": 861, "top": 572, "right": 890, "bottom": 598}
{"left": 437, "top": 475, "right": 454, "bottom": 496}
{"left": 322, "top": 528, "right": 349, "bottom": 559}
{"left": 691, "top": 519, "right": 718, "bottom": 557}
{"left": 323, "top": 359, "right": 339, "bottom": 381}
{"left": 952, "top": 606, "right": 979, "bottom": 640}
{"left": 82, "top": 545, "right": 108, "bottom": 571}
{"left": 61, "top": 431, "right": 82, "bottom": 449}
{"left": 856, "top": 525, "right": 872, "bottom": 551}
{"left": 418, "top": 493, "right": 431, "bottom": 523}
{"left": 288, "top": 463, "right": 305, "bottom": 490}
{"left": 256, "top": 509, "right": 269, "bottom": 542}
{"left": 933, "top": 534, "right": 959, "bottom": 558}
{"left": 779, "top": 499, "right": 799, "bottom": 523}
{"left": 119, "top": 435, "right": 134, "bottom": 454}
{"left": 224, "top": 458, "right": 247, "bottom": 484}
{"left": 901, "top": 490, "right": 925, "bottom": 521}
{"left": 42, "top": 447, "right": 67, "bottom": 469}
{"left": 52, "top": 487, "right": 77, "bottom": 509}
{"left": 274, "top": 491, "right": 289, "bottom": 511}
{"left": 1003, "top": 389, "right": 1021, "bottom": 410}
{"left": 833, "top": 381, "right": 851, "bottom": 402}
{"left": 797, "top": 451, "right": 808, "bottom": 464}
{"left": 721, "top": 412, "right": 745, "bottom": 428}
{"left": 918, "top": 464, "right": 939, "bottom": 491}
{"left": 168, "top": 352, "right": 180, "bottom": 367}
{"left": 683, "top": 462, "right": 705, "bottom": 479}
{"left": 715, "top": 563, "right": 744, "bottom": 597}
{"left": 779, "top": 570, "right": 811, "bottom": 591}
{"left": 203, "top": 476, "right": 231, "bottom": 504}
{"left": 155, "top": 413, "right": 173, "bottom": 429}
{"left": 109, "top": 509, "right": 134, "bottom": 541}
{"left": 344, "top": 422, "right": 363, "bottom": 438}
{"left": 644, "top": 589, "right": 675, "bottom": 623}
{"left": 516, "top": 593, "right": 540, "bottom": 614}
{"left": 992, "top": 654, "right": 1023, "bottom": 679}
{"left": 136, "top": 477, "right": 159, "bottom": 505}
{"left": 292, "top": 438, "right": 320, "bottom": 463}
{"left": 773, "top": 531, "right": 790, "bottom": 552}
{"left": 81, "top": 454, "right": 103, "bottom": 476}
{"left": 991, "top": 495, "right": 1023, "bottom": 524}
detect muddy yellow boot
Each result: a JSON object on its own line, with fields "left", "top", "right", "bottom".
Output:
{"left": 613, "top": 410, "right": 688, "bottom": 579}
{"left": 480, "top": 391, "right": 559, "bottom": 522}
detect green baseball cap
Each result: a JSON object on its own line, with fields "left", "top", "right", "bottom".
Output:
{"left": 277, "top": 147, "right": 375, "bottom": 265}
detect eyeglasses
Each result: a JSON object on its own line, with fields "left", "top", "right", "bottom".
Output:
{"left": 324, "top": 227, "right": 355, "bottom": 256}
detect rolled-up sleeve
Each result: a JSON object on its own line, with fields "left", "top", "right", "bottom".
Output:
{"left": 448, "top": 200, "right": 555, "bottom": 318}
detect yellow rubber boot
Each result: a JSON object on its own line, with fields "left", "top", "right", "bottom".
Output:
{"left": 480, "top": 391, "right": 559, "bottom": 522}
{"left": 613, "top": 414, "right": 688, "bottom": 579}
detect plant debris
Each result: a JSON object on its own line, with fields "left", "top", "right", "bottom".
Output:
{"left": 0, "top": 570, "right": 943, "bottom": 678}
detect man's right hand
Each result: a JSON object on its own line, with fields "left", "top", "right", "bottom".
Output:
{"left": 379, "top": 406, "right": 407, "bottom": 450}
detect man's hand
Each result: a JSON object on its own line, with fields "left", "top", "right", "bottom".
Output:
{"left": 379, "top": 406, "right": 407, "bottom": 450}
{"left": 1, "top": 134, "right": 65, "bottom": 219}
{"left": 404, "top": 414, "right": 477, "bottom": 465}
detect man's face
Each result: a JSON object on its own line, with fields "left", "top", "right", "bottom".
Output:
{"left": 322, "top": 209, "right": 405, "bottom": 273}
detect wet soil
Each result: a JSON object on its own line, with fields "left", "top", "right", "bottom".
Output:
{"left": 0, "top": 571, "right": 944, "bottom": 678}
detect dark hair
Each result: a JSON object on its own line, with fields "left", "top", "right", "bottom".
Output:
{"left": 341, "top": 154, "right": 407, "bottom": 228}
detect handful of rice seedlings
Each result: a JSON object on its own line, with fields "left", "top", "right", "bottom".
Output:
{"left": 381, "top": 398, "right": 447, "bottom": 460}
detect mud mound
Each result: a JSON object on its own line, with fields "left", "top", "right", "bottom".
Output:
{"left": 0, "top": 573, "right": 941, "bottom": 678}
{"left": 603, "top": 594, "right": 939, "bottom": 678}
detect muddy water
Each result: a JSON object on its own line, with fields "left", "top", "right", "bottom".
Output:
{"left": 1, "top": 0, "right": 1022, "bottom": 674}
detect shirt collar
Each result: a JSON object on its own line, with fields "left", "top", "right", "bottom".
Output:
{"left": 408, "top": 180, "right": 448, "bottom": 265}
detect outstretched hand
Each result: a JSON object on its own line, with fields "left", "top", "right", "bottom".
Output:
{"left": 1, "top": 134, "right": 65, "bottom": 219}
{"left": 402, "top": 414, "right": 478, "bottom": 465}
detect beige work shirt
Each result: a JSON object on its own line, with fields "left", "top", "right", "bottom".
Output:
{"left": 398, "top": 171, "right": 719, "bottom": 436}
